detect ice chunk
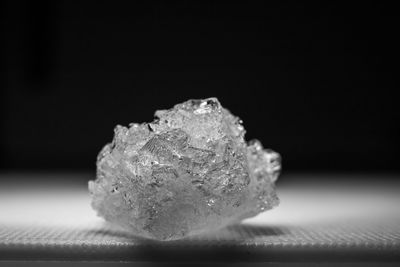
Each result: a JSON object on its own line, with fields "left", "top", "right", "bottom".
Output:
{"left": 89, "top": 97, "right": 281, "bottom": 240}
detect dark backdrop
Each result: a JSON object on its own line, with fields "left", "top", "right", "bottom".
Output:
{"left": 2, "top": 2, "right": 399, "bottom": 173}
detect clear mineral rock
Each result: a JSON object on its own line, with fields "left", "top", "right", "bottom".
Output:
{"left": 89, "top": 98, "right": 281, "bottom": 241}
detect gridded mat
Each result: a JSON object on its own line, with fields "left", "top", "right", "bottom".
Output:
{"left": 1, "top": 173, "right": 400, "bottom": 262}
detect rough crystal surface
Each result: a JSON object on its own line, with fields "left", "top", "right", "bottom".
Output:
{"left": 89, "top": 98, "right": 281, "bottom": 241}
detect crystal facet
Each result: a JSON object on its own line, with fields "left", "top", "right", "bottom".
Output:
{"left": 89, "top": 98, "right": 281, "bottom": 240}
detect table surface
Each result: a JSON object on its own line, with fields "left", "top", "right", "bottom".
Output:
{"left": 0, "top": 173, "right": 400, "bottom": 263}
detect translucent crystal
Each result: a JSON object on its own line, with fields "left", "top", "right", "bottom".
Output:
{"left": 89, "top": 98, "right": 281, "bottom": 241}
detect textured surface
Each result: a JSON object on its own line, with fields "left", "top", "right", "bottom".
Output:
{"left": 1, "top": 173, "right": 400, "bottom": 262}
{"left": 89, "top": 98, "right": 280, "bottom": 240}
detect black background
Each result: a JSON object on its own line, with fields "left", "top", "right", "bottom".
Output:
{"left": 2, "top": 2, "right": 399, "bottom": 174}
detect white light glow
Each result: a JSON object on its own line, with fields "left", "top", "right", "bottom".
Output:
{"left": 1, "top": 175, "right": 399, "bottom": 230}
